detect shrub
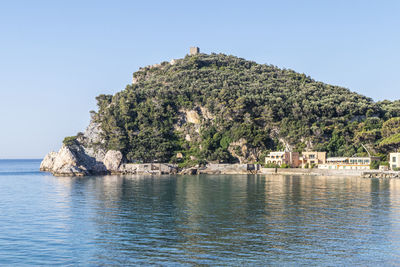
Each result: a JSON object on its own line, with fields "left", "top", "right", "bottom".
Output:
{"left": 311, "top": 163, "right": 316, "bottom": 168}
{"left": 265, "top": 162, "right": 279, "bottom": 168}
{"left": 63, "top": 136, "right": 78, "bottom": 146}
{"left": 370, "top": 160, "right": 380, "bottom": 170}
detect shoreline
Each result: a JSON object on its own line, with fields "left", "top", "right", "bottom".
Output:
{"left": 41, "top": 162, "right": 400, "bottom": 178}
{"left": 260, "top": 167, "right": 363, "bottom": 177}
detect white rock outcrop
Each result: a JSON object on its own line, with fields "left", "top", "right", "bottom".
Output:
{"left": 40, "top": 144, "right": 116, "bottom": 176}
{"left": 40, "top": 145, "right": 89, "bottom": 176}
{"left": 103, "top": 150, "right": 123, "bottom": 172}
{"left": 186, "top": 110, "right": 200, "bottom": 124}
{"left": 39, "top": 151, "right": 58, "bottom": 172}
{"left": 40, "top": 116, "right": 124, "bottom": 176}
{"left": 79, "top": 118, "right": 107, "bottom": 162}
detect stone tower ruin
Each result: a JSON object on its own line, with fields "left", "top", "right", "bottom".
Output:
{"left": 189, "top": 47, "right": 200, "bottom": 55}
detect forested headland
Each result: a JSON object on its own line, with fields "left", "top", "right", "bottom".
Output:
{"left": 65, "top": 53, "right": 400, "bottom": 167}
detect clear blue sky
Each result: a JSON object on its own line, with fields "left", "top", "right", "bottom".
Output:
{"left": 0, "top": 0, "right": 399, "bottom": 158}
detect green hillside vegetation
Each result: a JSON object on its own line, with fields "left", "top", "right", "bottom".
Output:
{"left": 78, "top": 53, "right": 400, "bottom": 165}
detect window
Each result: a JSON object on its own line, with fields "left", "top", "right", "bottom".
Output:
{"left": 393, "top": 157, "right": 397, "bottom": 163}
{"left": 309, "top": 154, "right": 315, "bottom": 159}
{"left": 393, "top": 164, "right": 397, "bottom": 169}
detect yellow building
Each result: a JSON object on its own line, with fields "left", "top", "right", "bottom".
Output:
{"left": 300, "top": 152, "right": 326, "bottom": 168}
{"left": 265, "top": 152, "right": 300, "bottom": 167}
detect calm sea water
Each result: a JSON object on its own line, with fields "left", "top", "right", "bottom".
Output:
{"left": 1, "top": 159, "right": 400, "bottom": 265}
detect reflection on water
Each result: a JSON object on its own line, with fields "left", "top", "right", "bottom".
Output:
{"left": 1, "top": 166, "right": 400, "bottom": 265}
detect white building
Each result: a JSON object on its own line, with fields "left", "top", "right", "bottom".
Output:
{"left": 318, "top": 157, "right": 379, "bottom": 170}
{"left": 390, "top": 153, "right": 400, "bottom": 170}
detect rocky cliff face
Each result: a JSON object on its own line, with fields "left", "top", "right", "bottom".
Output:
{"left": 40, "top": 118, "right": 119, "bottom": 176}
{"left": 228, "top": 138, "right": 260, "bottom": 164}
{"left": 40, "top": 144, "right": 109, "bottom": 176}
{"left": 40, "top": 106, "right": 265, "bottom": 176}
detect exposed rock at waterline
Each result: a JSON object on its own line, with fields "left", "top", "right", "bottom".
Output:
{"left": 40, "top": 144, "right": 108, "bottom": 176}
{"left": 39, "top": 151, "right": 58, "bottom": 172}
{"left": 103, "top": 150, "right": 123, "bottom": 172}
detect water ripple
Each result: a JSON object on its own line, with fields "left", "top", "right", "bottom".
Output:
{"left": 1, "top": 162, "right": 400, "bottom": 265}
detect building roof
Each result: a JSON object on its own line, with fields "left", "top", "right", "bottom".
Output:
{"left": 327, "top": 157, "right": 376, "bottom": 162}
{"left": 327, "top": 157, "right": 348, "bottom": 162}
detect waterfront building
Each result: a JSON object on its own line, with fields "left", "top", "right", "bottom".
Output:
{"left": 300, "top": 152, "right": 326, "bottom": 168}
{"left": 265, "top": 152, "right": 300, "bottom": 167}
{"left": 389, "top": 153, "right": 400, "bottom": 170}
{"left": 318, "top": 157, "right": 379, "bottom": 170}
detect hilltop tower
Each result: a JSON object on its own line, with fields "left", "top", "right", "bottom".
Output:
{"left": 189, "top": 47, "right": 200, "bottom": 55}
